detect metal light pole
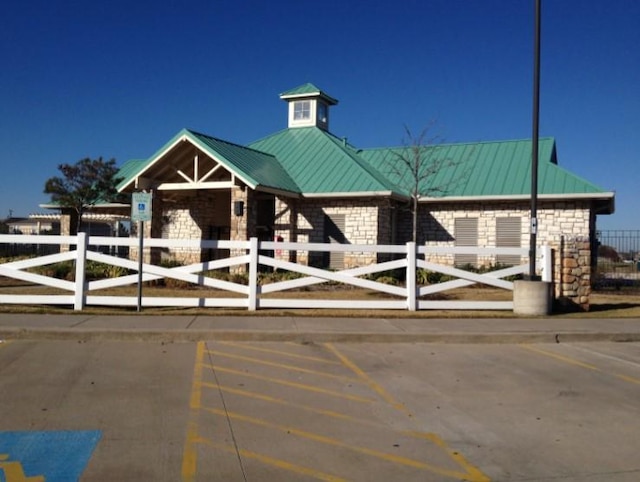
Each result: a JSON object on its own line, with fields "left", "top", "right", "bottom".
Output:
{"left": 528, "top": 0, "right": 541, "bottom": 280}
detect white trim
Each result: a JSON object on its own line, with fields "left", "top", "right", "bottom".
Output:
{"left": 301, "top": 190, "right": 403, "bottom": 199}
{"left": 156, "top": 181, "right": 235, "bottom": 191}
{"left": 419, "top": 192, "right": 615, "bottom": 203}
{"left": 119, "top": 133, "right": 261, "bottom": 193}
{"left": 118, "top": 134, "right": 189, "bottom": 192}
{"left": 280, "top": 92, "right": 321, "bottom": 100}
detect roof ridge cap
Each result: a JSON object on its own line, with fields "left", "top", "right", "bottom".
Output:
{"left": 361, "top": 136, "right": 556, "bottom": 151}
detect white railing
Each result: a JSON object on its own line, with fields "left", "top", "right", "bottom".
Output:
{"left": 0, "top": 234, "right": 552, "bottom": 311}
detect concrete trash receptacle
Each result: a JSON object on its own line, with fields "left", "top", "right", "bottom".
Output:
{"left": 513, "top": 280, "right": 552, "bottom": 315}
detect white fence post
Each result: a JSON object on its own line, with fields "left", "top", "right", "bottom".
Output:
{"left": 74, "top": 232, "right": 88, "bottom": 311}
{"left": 248, "top": 237, "right": 259, "bottom": 311}
{"left": 540, "top": 245, "right": 553, "bottom": 283}
{"left": 406, "top": 242, "right": 417, "bottom": 311}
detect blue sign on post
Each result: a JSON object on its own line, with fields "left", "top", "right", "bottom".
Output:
{"left": 131, "top": 192, "right": 152, "bottom": 222}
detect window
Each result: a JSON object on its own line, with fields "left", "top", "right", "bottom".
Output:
{"left": 317, "top": 102, "right": 328, "bottom": 123}
{"left": 496, "top": 217, "right": 522, "bottom": 266}
{"left": 454, "top": 217, "right": 478, "bottom": 267}
{"left": 293, "top": 101, "right": 311, "bottom": 120}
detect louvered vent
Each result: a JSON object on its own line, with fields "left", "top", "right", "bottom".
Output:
{"left": 496, "top": 217, "right": 522, "bottom": 266}
{"left": 454, "top": 217, "right": 478, "bottom": 267}
{"left": 325, "top": 213, "right": 346, "bottom": 270}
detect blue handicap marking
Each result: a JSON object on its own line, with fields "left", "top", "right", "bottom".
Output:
{"left": 0, "top": 431, "right": 101, "bottom": 482}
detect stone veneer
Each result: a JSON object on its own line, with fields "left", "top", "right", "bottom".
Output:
{"left": 131, "top": 191, "right": 231, "bottom": 264}
{"left": 275, "top": 197, "right": 596, "bottom": 309}
{"left": 130, "top": 191, "right": 598, "bottom": 309}
{"left": 274, "top": 197, "right": 393, "bottom": 268}
{"left": 555, "top": 237, "right": 592, "bottom": 311}
{"left": 419, "top": 200, "right": 594, "bottom": 310}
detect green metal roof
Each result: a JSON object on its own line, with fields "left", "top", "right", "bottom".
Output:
{"left": 249, "top": 127, "right": 399, "bottom": 195}
{"left": 115, "top": 159, "right": 147, "bottom": 191}
{"left": 358, "top": 138, "right": 610, "bottom": 198}
{"left": 187, "top": 130, "right": 299, "bottom": 193}
{"left": 116, "top": 126, "right": 612, "bottom": 211}
{"left": 117, "top": 129, "right": 299, "bottom": 194}
{"left": 279, "top": 83, "right": 338, "bottom": 105}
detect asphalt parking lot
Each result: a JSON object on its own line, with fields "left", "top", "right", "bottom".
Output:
{"left": 0, "top": 339, "right": 639, "bottom": 481}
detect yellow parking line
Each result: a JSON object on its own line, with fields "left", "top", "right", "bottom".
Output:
{"left": 616, "top": 373, "right": 640, "bottom": 385}
{"left": 205, "top": 407, "right": 477, "bottom": 480}
{"left": 520, "top": 345, "right": 599, "bottom": 371}
{"left": 219, "top": 341, "right": 341, "bottom": 365}
{"left": 200, "top": 439, "right": 347, "bottom": 481}
{"left": 211, "top": 383, "right": 417, "bottom": 432}
{"left": 199, "top": 365, "right": 376, "bottom": 403}
{"left": 325, "top": 343, "right": 490, "bottom": 482}
{"left": 324, "top": 343, "right": 409, "bottom": 415}
{"left": 205, "top": 349, "right": 362, "bottom": 382}
{"left": 520, "top": 345, "right": 640, "bottom": 385}
{"left": 182, "top": 341, "right": 206, "bottom": 482}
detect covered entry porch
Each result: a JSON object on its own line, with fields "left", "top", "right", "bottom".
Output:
{"left": 116, "top": 129, "right": 294, "bottom": 264}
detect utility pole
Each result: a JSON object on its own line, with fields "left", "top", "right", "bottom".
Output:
{"left": 528, "top": 0, "right": 542, "bottom": 280}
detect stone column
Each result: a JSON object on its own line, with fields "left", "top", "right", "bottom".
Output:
{"left": 555, "top": 236, "right": 592, "bottom": 311}
{"left": 230, "top": 185, "right": 256, "bottom": 272}
{"left": 274, "top": 196, "right": 297, "bottom": 263}
{"left": 59, "top": 210, "right": 78, "bottom": 252}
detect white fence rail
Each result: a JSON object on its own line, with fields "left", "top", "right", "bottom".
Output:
{"left": 0, "top": 234, "right": 552, "bottom": 311}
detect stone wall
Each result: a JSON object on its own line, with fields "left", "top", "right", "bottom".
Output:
{"left": 417, "top": 200, "right": 592, "bottom": 268}
{"left": 275, "top": 198, "right": 391, "bottom": 268}
{"left": 554, "top": 237, "right": 592, "bottom": 311}
{"left": 131, "top": 191, "right": 231, "bottom": 264}
{"left": 126, "top": 191, "right": 598, "bottom": 309}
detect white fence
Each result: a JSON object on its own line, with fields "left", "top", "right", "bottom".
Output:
{"left": 0, "top": 234, "right": 552, "bottom": 311}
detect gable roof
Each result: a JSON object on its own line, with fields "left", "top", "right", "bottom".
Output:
{"left": 117, "top": 128, "right": 299, "bottom": 195}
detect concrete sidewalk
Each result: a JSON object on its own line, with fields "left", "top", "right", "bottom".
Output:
{"left": 0, "top": 313, "right": 639, "bottom": 343}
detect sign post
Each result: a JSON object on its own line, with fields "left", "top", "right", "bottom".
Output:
{"left": 131, "top": 192, "right": 152, "bottom": 312}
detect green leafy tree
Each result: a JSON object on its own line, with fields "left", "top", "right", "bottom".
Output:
{"left": 44, "top": 157, "right": 122, "bottom": 233}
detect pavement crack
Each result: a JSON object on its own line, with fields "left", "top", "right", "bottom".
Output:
{"left": 204, "top": 342, "right": 248, "bottom": 482}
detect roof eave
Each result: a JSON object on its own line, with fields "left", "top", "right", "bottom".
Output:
{"left": 254, "top": 186, "right": 301, "bottom": 198}
{"left": 301, "top": 190, "right": 407, "bottom": 201}
{"left": 419, "top": 192, "right": 615, "bottom": 213}
{"left": 117, "top": 130, "right": 191, "bottom": 192}
{"left": 279, "top": 92, "right": 339, "bottom": 105}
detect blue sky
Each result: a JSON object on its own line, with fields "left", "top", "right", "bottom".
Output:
{"left": 1, "top": 0, "right": 637, "bottom": 230}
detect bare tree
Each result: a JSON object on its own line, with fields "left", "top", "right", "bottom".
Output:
{"left": 388, "top": 123, "right": 468, "bottom": 243}
{"left": 44, "top": 157, "right": 123, "bottom": 233}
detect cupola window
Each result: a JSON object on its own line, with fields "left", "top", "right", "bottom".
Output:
{"left": 293, "top": 101, "right": 311, "bottom": 120}
{"left": 280, "top": 83, "right": 338, "bottom": 130}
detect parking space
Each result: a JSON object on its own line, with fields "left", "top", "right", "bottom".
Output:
{"left": 185, "top": 341, "right": 488, "bottom": 481}
{"left": 0, "top": 338, "right": 639, "bottom": 481}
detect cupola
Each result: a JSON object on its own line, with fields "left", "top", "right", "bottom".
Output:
{"left": 280, "top": 83, "right": 338, "bottom": 131}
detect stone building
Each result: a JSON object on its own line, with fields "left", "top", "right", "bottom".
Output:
{"left": 115, "top": 83, "right": 614, "bottom": 309}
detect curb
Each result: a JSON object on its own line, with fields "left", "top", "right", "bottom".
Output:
{"left": 2, "top": 328, "right": 640, "bottom": 344}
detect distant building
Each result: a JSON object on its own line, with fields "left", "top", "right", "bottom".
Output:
{"left": 10, "top": 213, "right": 128, "bottom": 237}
